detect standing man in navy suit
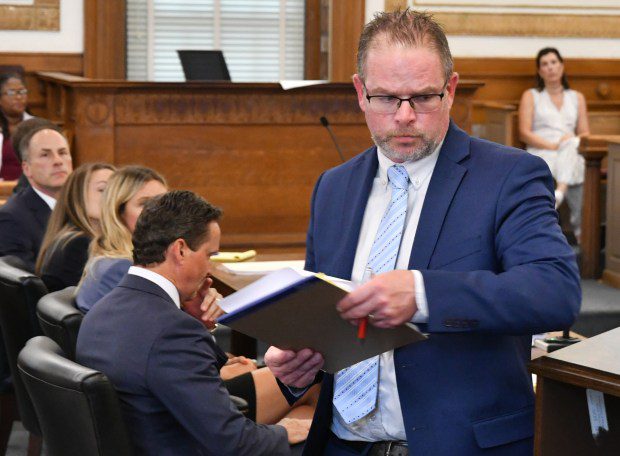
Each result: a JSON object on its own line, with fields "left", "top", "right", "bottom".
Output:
{"left": 265, "top": 9, "right": 580, "bottom": 456}
{"left": 0, "top": 124, "right": 72, "bottom": 271}
{"left": 77, "top": 190, "right": 310, "bottom": 455}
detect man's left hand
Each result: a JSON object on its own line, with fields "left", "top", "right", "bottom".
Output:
{"left": 337, "top": 270, "right": 417, "bottom": 328}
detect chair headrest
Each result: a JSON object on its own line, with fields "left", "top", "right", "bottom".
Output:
{"left": 0, "top": 256, "right": 37, "bottom": 285}
{"left": 37, "top": 287, "right": 81, "bottom": 321}
{"left": 18, "top": 336, "right": 105, "bottom": 392}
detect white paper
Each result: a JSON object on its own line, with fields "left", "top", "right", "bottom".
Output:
{"left": 586, "top": 389, "right": 609, "bottom": 438}
{"left": 220, "top": 260, "right": 305, "bottom": 275}
{"left": 279, "top": 80, "right": 328, "bottom": 90}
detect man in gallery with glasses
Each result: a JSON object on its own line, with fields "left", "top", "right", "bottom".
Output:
{"left": 265, "top": 9, "right": 580, "bottom": 456}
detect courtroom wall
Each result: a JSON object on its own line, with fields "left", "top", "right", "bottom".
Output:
{"left": 368, "top": 0, "right": 620, "bottom": 58}
{"left": 0, "top": 0, "right": 83, "bottom": 52}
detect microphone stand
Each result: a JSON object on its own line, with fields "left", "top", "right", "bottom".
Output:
{"left": 320, "top": 116, "right": 345, "bottom": 163}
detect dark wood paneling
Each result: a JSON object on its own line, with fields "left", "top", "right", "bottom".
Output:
{"left": 456, "top": 57, "right": 620, "bottom": 106}
{"left": 83, "top": 0, "right": 126, "bottom": 79}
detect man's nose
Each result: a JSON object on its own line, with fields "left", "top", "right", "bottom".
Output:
{"left": 394, "top": 100, "right": 417, "bottom": 123}
{"left": 51, "top": 152, "right": 65, "bottom": 164}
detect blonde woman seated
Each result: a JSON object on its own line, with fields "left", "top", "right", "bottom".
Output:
{"left": 519, "top": 47, "right": 589, "bottom": 241}
{"left": 35, "top": 163, "right": 115, "bottom": 292}
{"left": 76, "top": 165, "right": 318, "bottom": 426}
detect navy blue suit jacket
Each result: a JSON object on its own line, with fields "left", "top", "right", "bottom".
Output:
{"left": 294, "top": 123, "right": 581, "bottom": 455}
{"left": 76, "top": 274, "right": 289, "bottom": 455}
{"left": 0, "top": 186, "right": 50, "bottom": 272}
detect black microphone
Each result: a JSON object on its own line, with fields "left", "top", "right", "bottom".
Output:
{"left": 320, "top": 116, "right": 345, "bottom": 163}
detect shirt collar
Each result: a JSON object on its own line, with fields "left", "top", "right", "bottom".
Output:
{"left": 128, "top": 266, "right": 181, "bottom": 309}
{"left": 31, "top": 187, "right": 56, "bottom": 210}
{"left": 376, "top": 138, "right": 443, "bottom": 190}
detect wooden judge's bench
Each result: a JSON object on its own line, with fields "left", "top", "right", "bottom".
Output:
{"left": 36, "top": 72, "right": 482, "bottom": 250}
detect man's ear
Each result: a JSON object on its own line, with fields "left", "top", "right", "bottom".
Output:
{"left": 169, "top": 239, "right": 186, "bottom": 264}
{"left": 352, "top": 74, "right": 367, "bottom": 112}
{"left": 21, "top": 160, "right": 31, "bottom": 179}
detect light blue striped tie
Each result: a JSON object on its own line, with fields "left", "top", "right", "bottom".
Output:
{"left": 333, "top": 164, "right": 409, "bottom": 424}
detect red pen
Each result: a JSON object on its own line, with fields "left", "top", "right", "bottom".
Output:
{"left": 357, "top": 267, "right": 374, "bottom": 343}
{"left": 357, "top": 317, "right": 368, "bottom": 343}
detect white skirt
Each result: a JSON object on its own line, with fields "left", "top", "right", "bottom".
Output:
{"left": 528, "top": 137, "right": 584, "bottom": 186}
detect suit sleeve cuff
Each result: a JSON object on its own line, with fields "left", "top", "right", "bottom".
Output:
{"left": 411, "top": 270, "right": 429, "bottom": 323}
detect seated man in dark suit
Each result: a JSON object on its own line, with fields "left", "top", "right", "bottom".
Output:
{"left": 0, "top": 124, "right": 72, "bottom": 271}
{"left": 76, "top": 190, "right": 308, "bottom": 455}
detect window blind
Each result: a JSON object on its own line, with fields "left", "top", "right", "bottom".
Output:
{"left": 127, "top": 0, "right": 305, "bottom": 82}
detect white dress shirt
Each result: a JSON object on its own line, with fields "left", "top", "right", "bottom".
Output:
{"left": 128, "top": 266, "right": 181, "bottom": 308}
{"left": 331, "top": 142, "right": 441, "bottom": 442}
{"left": 32, "top": 186, "right": 57, "bottom": 210}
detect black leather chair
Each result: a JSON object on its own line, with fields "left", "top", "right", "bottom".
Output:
{"left": 36, "top": 287, "right": 250, "bottom": 416}
{"left": 36, "top": 287, "right": 82, "bottom": 361}
{"left": 0, "top": 257, "right": 45, "bottom": 455}
{"left": 18, "top": 336, "right": 134, "bottom": 456}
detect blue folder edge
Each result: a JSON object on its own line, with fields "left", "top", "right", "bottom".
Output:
{"left": 217, "top": 274, "right": 318, "bottom": 325}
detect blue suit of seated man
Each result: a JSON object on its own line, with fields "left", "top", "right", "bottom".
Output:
{"left": 77, "top": 190, "right": 307, "bottom": 455}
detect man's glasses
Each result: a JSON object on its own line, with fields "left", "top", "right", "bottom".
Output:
{"left": 1, "top": 89, "right": 28, "bottom": 97}
{"left": 364, "top": 81, "right": 448, "bottom": 114}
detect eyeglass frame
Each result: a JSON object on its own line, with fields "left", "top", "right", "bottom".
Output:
{"left": 1, "top": 88, "right": 28, "bottom": 97}
{"left": 363, "top": 80, "right": 449, "bottom": 114}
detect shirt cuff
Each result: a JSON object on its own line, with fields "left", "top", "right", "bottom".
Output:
{"left": 411, "top": 270, "right": 429, "bottom": 323}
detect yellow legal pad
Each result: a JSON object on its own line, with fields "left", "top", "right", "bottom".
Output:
{"left": 210, "top": 250, "right": 257, "bottom": 263}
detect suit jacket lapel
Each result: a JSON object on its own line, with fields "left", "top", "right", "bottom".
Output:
{"left": 408, "top": 122, "right": 470, "bottom": 270}
{"left": 337, "top": 148, "right": 378, "bottom": 279}
{"left": 24, "top": 187, "right": 51, "bottom": 230}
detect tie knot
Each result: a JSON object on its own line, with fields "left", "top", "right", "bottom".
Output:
{"left": 388, "top": 165, "right": 409, "bottom": 190}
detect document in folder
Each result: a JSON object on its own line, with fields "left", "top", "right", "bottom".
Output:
{"left": 217, "top": 268, "right": 427, "bottom": 373}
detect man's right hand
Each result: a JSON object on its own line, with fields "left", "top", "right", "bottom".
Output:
{"left": 264, "top": 346, "right": 324, "bottom": 388}
{"left": 277, "top": 417, "right": 312, "bottom": 445}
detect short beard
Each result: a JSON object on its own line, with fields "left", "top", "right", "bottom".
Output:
{"left": 372, "top": 131, "right": 438, "bottom": 163}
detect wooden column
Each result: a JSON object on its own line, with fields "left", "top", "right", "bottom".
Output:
{"left": 304, "top": 0, "right": 322, "bottom": 79}
{"left": 329, "top": 0, "right": 365, "bottom": 82}
{"left": 579, "top": 136, "right": 616, "bottom": 279}
{"left": 83, "top": 0, "right": 126, "bottom": 79}
{"left": 603, "top": 140, "right": 620, "bottom": 288}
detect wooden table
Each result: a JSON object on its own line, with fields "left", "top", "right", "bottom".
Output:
{"left": 211, "top": 249, "right": 305, "bottom": 357}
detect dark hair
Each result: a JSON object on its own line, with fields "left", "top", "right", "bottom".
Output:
{"left": 0, "top": 72, "right": 26, "bottom": 138}
{"left": 357, "top": 9, "right": 453, "bottom": 83}
{"left": 535, "top": 47, "right": 569, "bottom": 91}
{"left": 132, "top": 190, "right": 222, "bottom": 266}
{"left": 11, "top": 118, "right": 61, "bottom": 162}
{"left": 19, "top": 124, "right": 65, "bottom": 162}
